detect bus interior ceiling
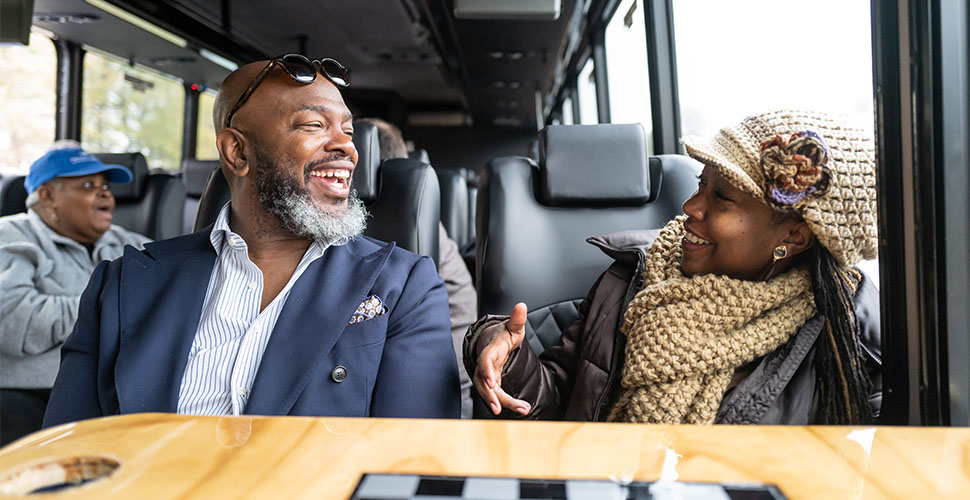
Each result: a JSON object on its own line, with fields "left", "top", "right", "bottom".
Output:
{"left": 29, "top": 0, "right": 588, "bottom": 171}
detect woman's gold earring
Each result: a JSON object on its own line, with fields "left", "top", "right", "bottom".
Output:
{"left": 772, "top": 245, "right": 788, "bottom": 262}
{"left": 49, "top": 212, "right": 59, "bottom": 225}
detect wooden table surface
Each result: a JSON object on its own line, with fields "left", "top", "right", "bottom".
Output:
{"left": 0, "top": 413, "right": 968, "bottom": 499}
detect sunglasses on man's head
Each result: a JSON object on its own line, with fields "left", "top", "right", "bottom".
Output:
{"left": 224, "top": 54, "right": 351, "bottom": 129}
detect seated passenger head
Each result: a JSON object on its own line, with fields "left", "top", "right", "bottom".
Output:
{"left": 25, "top": 142, "right": 134, "bottom": 244}
{"left": 679, "top": 109, "right": 877, "bottom": 281}
{"left": 358, "top": 117, "right": 407, "bottom": 160}
{"left": 213, "top": 55, "right": 366, "bottom": 245}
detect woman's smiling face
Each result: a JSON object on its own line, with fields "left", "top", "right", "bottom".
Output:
{"left": 680, "top": 165, "right": 796, "bottom": 281}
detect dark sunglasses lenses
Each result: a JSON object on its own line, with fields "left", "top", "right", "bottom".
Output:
{"left": 280, "top": 55, "right": 317, "bottom": 83}
{"left": 320, "top": 58, "right": 350, "bottom": 87}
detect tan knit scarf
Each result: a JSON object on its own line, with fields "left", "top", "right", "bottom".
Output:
{"left": 607, "top": 216, "right": 817, "bottom": 424}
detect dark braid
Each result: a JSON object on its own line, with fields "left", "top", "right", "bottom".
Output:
{"left": 808, "top": 244, "right": 873, "bottom": 424}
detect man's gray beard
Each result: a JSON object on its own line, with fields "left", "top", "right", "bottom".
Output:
{"left": 253, "top": 149, "right": 368, "bottom": 246}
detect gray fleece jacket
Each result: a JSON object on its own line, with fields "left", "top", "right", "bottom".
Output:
{"left": 0, "top": 209, "right": 149, "bottom": 389}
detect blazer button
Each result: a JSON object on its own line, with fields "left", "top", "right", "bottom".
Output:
{"left": 331, "top": 365, "right": 348, "bottom": 383}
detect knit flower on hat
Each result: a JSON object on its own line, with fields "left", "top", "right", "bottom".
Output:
{"left": 759, "top": 130, "right": 831, "bottom": 208}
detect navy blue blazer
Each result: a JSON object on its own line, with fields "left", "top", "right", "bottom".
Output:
{"left": 43, "top": 230, "right": 460, "bottom": 427}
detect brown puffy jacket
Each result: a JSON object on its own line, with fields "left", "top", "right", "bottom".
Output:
{"left": 463, "top": 229, "right": 882, "bottom": 424}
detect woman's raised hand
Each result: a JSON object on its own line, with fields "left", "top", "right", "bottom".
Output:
{"left": 473, "top": 302, "right": 532, "bottom": 415}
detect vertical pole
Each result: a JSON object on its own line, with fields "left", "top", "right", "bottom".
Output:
{"left": 643, "top": 0, "right": 682, "bottom": 154}
{"left": 182, "top": 83, "right": 200, "bottom": 162}
{"left": 591, "top": 33, "right": 611, "bottom": 123}
{"left": 53, "top": 38, "right": 84, "bottom": 141}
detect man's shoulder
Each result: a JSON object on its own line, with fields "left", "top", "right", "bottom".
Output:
{"left": 103, "top": 224, "right": 152, "bottom": 248}
{"left": 142, "top": 229, "right": 210, "bottom": 253}
{"left": 344, "top": 236, "right": 428, "bottom": 267}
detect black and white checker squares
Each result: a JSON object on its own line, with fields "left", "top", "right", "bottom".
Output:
{"left": 349, "top": 474, "right": 787, "bottom": 500}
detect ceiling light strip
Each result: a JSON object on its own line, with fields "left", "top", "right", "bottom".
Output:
{"left": 199, "top": 49, "right": 238, "bottom": 71}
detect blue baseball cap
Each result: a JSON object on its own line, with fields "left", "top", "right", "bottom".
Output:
{"left": 25, "top": 147, "right": 134, "bottom": 194}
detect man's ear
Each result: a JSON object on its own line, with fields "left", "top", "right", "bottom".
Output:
{"left": 216, "top": 128, "right": 250, "bottom": 178}
{"left": 783, "top": 220, "right": 815, "bottom": 258}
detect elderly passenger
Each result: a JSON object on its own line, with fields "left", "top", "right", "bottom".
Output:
{"left": 0, "top": 145, "right": 149, "bottom": 444}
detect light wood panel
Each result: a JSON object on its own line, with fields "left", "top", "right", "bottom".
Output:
{"left": 0, "top": 414, "right": 968, "bottom": 499}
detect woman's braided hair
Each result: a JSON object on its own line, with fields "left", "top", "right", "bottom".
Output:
{"left": 807, "top": 244, "right": 873, "bottom": 424}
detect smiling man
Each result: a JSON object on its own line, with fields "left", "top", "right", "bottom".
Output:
{"left": 43, "top": 56, "right": 460, "bottom": 426}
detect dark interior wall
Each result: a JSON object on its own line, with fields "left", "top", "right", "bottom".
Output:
{"left": 404, "top": 126, "right": 537, "bottom": 171}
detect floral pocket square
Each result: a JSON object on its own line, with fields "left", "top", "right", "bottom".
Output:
{"left": 348, "top": 295, "right": 387, "bottom": 324}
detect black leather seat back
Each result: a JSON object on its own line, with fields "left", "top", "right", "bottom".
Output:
{"left": 408, "top": 148, "right": 430, "bottom": 163}
{"left": 477, "top": 124, "right": 701, "bottom": 354}
{"left": 194, "top": 124, "right": 440, "bottom": 265}
{"left": 193, "top": 167, "right": 230, "bottom": 232}
{"left": 464, "top": 169, "right": 479, "bottom": 248}
{"left": 363, "top": 158, "right": 440, "bottom": 264}
{"left": 181, "top": 159, "right": 219, "bottom": 234}
{"left": 95, "top": 153, "right": 185, "bottom": 241}
{"left": 352, "top": 121, "right": 439, "bottom": 264}
{"left": 436, "top": 168, "right": 470, "bottom": 246}
{"left": 0, "top": 176, "right": 28, "bottom": 216}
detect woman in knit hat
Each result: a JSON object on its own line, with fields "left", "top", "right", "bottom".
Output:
{"left": 463, "top": 110, "right": 881, "bottom": 425}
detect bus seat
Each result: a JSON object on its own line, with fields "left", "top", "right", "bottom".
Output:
{"left": 476, "top": 124, "right": 701, "bottom": 356}
{"left": 180, "top": 159, "right": 219, "bottom": 234}
{"left": 436, "top": 168, "right": 470, "bottom": 247}
{"left": 0, "top": 175, "right": 28, "bottom": 216}
{"left": 460, "top": 168, "right": 479, "bottom": 278}
{"left": 95, "top": 153, "right": 186, "bottom": 241}
{"left": 527, "top": 139, "right": 539, "bottom": 161}
{"left": 193, "top": 167, "right": 230, "bottom": 232}
{"left": 409, "top": 148, "right": 430, "bottom": 163}
{"left": 353, "top": 121, "right": 440, "bottom": 265}
{"left": 193, "top": 123, "right": 440, "bottom": 265}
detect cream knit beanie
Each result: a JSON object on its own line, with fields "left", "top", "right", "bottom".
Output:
{"left": 682, "top": 110, "right": 877, "bottom": 268}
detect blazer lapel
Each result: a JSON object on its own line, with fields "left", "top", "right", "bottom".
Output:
{"left": 244, "top": 240, "right": 393, "bottom": 415}
{"left": 115, "top": 230, "right": 216, "bottom": 414}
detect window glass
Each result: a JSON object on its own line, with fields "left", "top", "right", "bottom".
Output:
{"left": 672, "top": 0, "right": 874, "bottom": 138}
{"left": 196, "top": 90, "right": 219, "bottom": 160}
{"left": 605, "top": 0, "right": 652, "bottom": 153}
{"left": 82, "top": 50, "right": 184, "bottom": 171}
{"left": 576, "top": 58, "right": 598, "bottom": 124}
{"left": 0, "top": 33, "right": 56, "bottom": 176}
{"left": 562, "top": 95, "right": 575, "bottom": 125}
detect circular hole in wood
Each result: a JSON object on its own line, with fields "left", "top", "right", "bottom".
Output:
{"left": 0, "top": 455, "right": 120, "bottom": 496}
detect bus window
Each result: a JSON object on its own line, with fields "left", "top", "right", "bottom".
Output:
{"left": 81, "top": 50, "right": 184, "bottom": 171}
{"left": 562, "top": 95, "right": 575, "bottom": 125}
{"left": 0, "top": 33, "right": 56, "bottom": 175}
{"left": 576, "top": 58, "right": 598, "bottom": 124}
{"left": 196, "top": 90, "right": 218, "bottom": 161}
{"left": 605, "top": 0, "right": 653, "bottom": 154}
{"left": 672, "top": 0, "right": 874, "bottom": 138}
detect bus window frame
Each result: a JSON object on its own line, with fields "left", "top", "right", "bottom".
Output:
{"left": 871, "top": 0, "right": 970, "bottom": 426}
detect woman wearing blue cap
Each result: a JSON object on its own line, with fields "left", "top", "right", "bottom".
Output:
{"left": 0, "top": 142, "right": 150, "bottom": 445}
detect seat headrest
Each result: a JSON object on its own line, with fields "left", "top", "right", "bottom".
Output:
{"left": 409, "top": 149, "right": 430, "bottom": 164}
{"left": 351, "top": 121, "right": 380, "bottom": 203}
{"left": 95, "top": 153, "right": 149, "bottom": 201}
{"left": 538, "top": 124, "right": 651, "bottom": 207}
{"left": 181, "top": 159, "right": 219, "bottom": 197}
{"left": 463, "top": 168, "right": 479, "bottom": 187}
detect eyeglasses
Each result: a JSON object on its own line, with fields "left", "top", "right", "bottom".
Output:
{"left": 224, "top": 54, "right": 351, "bottom": 129}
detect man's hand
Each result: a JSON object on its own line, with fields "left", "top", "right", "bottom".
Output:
{"left": 473, "top": 302, "right": 532, "bottom": 415}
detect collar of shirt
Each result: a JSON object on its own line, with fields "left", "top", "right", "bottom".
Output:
{"left": 26, "top": 208, "right": 107, "bottom": 256}
{"left": 208, "top": 203, "right": 327, "bottom": 261}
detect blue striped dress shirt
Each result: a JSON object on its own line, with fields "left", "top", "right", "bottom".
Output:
{"left": 176, "top": 204, "right": 327, "bottom": 415}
